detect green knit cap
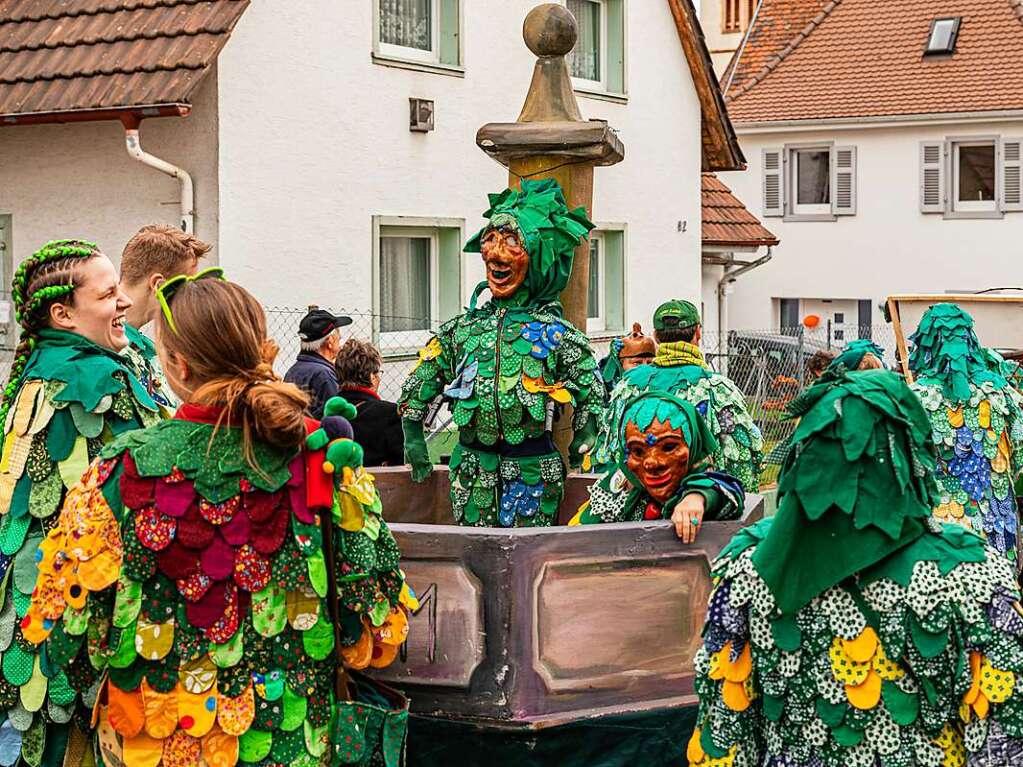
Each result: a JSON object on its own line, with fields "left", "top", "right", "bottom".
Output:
{"left": 752, "top": 369, "right": 939, "bottom": 615}
{"left": 908, "top": 304, "right": 1000, "bottom": 401}
{"left": 465, "top": 178, "right": 594, "bottom": 308}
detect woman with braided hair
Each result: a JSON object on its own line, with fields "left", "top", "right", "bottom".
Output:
{"left": 0, "top": 240, "right": 164, "bottom": 764}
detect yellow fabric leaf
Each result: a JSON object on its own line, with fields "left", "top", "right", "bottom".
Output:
{"left": 58, "top": 435, "right": 90, "bottom": 489}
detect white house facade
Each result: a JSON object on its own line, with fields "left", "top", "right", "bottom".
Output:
{"left": 0, "top": 0, "right": 740, "bottom": 359}
{"left": 707, "top": 0, "right": 1023, "bottom": 339}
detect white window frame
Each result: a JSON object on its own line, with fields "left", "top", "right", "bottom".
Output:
{"left": 377, "top": 225, "right": 440, "bottom": 350}
{"left": 790, "top": 146, "right": 832, "bottom": 216}
{"left": 567, "top": 0, "right": 608, "bottom": 92}
{"left": 952, "top": 139, "right": 998, "bottom": 214}
{"left": 586, "top": 232, "right": 606, "bottom": 334}
{"left": 375, "top": 0, "right": 441, "bottom": 66}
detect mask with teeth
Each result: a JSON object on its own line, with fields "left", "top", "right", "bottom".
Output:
{"left": 481, "top": 224, "right": 529, "bottom": 299}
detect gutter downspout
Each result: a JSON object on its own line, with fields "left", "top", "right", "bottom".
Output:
{"left": 717, "top": 247, "right": 773, "bottom": 377}
{"left": 120, "top": 115, "right": 194, "bottom": 234}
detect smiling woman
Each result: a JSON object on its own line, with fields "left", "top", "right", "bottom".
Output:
{"left": 0, "top": 239, "right": 165, "bottom": 765}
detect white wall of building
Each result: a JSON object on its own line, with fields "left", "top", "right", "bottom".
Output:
{"left": 213, "top": 0, "right": 705, "bottom": 330}
{"left": 0, "top": 73, "right": 220, "bottom": 275}
{"left": 721, "top": 119, "right": 1023, "bottom": 330}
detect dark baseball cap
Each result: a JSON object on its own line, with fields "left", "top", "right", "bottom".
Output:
{"left": 299, "top": 308, "right": 352, "bottom": 342}
{"left": 653, "top": 299, "right": 700, "bottom": 331}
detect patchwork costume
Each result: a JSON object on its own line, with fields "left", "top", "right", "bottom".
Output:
{"left": 122, "top": 325, "right": 176, "bottom": 412}
{"left": 908, "top": 305, "right": 1023, "bottom": 566}
{"left": 398, "top": 180, "right": 602, "bottom": 527}
{"left": 572, "top": 393, "right": 744, "bottom": 525}
{"left": 0, "top": 327, "right": 164, "bottom": 765}
{"left": 688, "top": 369, "right": 1023, "bottom": 767}
{"left": 594, "top": 303, "right": 763, "bottom": 491}
{"left": 19, "top": 398, "right": 413, "bottom": 766}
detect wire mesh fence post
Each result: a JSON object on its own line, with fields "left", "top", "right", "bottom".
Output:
{"left": 797, "top": 325, "right": 805, "bottom": 386}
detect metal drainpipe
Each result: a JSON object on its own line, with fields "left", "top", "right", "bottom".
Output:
{"left": 717, "top": 247, "right": 773, "bottom": 377}
{"left": 120, "top": 115, "right": 194, "bottom": 233}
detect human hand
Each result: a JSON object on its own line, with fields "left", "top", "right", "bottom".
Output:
{"left": 670, "top": 493, "right": 706, "bottom": 544}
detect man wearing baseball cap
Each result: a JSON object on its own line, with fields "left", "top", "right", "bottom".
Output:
{"left": 593, "top": 299, "right": 765, "bottom": 492}
{"left": 283, "top": 307, "right": 352, "bottom": 419}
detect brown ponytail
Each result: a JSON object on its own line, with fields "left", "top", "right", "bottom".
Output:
{"left": 155, "top": 279, "right": 310, "bottom": 472}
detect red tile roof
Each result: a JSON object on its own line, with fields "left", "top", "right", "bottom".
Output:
{"left": 702, "top": 172, "right": 779, "bottom": 248}
{"left": 721, "top": 0, "right": 830, "bottom": 96}
{"left": 725, "top": 0, "right": 1023, "bottom": 123}
{"left": 0, "top": 0, "right": 248, "bottom": 121}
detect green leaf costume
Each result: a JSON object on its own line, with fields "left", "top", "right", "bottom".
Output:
{"left": 688, "top": 369, "right": 1023, "bottom": 767}
{"left": 594, "top": 341, "right": 764, "bottom": 492}
{"left": 18, "top": 406, "right": 412, "bottom": 766}
{"left": 397, "top": 179, "right": 602, "bottom": 527}
{"left": 907, "top": 304, "right": 1023, "bottom": 566}
{"left": 122, "top": 324, "right": 178, "bottom": 410}
{"left": 572, "top": 392, "right": 744, "bottom": 525}
{"left": 0, "top": 328, "right": 164, "bottom": 765}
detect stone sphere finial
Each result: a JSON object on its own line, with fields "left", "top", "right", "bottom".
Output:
{"left": 523, "top": 3, "right": 577, "bottom": 57}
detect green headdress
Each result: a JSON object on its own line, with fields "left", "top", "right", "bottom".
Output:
{"left": 618, "top": 391, "right": 717, "bottom": 470}
{"left": 752, "top": 369, "right": 940, "bottom": 615}
{"left": 908, "top": 303, "right": 1001, "bottom": 400}
{"left": 465, "top": 178, "right": 594, "bottom": 309}
{"left": 825, "top": 338, "right": 885, "bottom": 376}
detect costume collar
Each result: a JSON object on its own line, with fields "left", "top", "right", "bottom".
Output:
{"left": 175, "top": 402, "right": 237, "bottom": 425}
{"left": 653, "top": 340, "right": 706, "bottom": 368}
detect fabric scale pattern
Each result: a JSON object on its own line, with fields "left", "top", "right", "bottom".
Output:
{"left": 398, "top": 305, "right": 600, "bottom": 527}
{"left": 17, "top": 416, "right": 408, "bottom": 767}
{"left": 0, "top": 335, "right": 163, "bottom": 767}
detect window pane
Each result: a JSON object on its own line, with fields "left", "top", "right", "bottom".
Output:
{"left": 958, "top": 144, "right": 996, "bottom": 202}
{"left": 587, "top": 239, "right": 601, "bottom": 319}
{"left": 380, "top": 237, "right": 431, "bottom": 332}
{"left": 928, "top": 19, "right": 956, "bottom": 52}
{"left": 796, "top": 149, "right": 830, "bottom": 205}
{"left": 379, "top": 0, "right": 432, "bottom": 51}
{"left": 568, "top": 0, "right": 601, "bottom": 81}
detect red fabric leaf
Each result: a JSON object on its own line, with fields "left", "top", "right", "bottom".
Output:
{"left": 250, "top": 508, "right": 290, "bottom": 555}
{"left": 186, "top": 580, "right": 228, "bottom": 629}
{"left": 199, "top": 496, "right": 239, "bottom": 526}
{"left": 135, "top": 506, "right": 176, "bottom": 552}
{"left": 206, "top": 584, "right": 245, "bottom": 644}
{"left": 233, "top": 545, "right": 271, "bottom": 592}
{"left": 219, "top": 508, "right": 251, "bottom": 547}
{"left": 176, "top": 503, "right": 214, "bottom": 550}
{"left": 200, "top": 535, "right": 236, "bottom": 581}
{"left": 120, "top": 454, "right": 155, "bottom": 509}
{"left": 176, "top": 570, "right": 213, "bottom": 603}
{"left": 155, "top": 479, "right": 195, "bottom": 519}
{"left": 157, "top": 540, "right": 201, "bottom": 580}
{"left": 243, "top": 490, "right": 280, "bottom": 524}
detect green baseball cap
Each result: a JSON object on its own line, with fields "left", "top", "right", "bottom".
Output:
{"left": 653, "top": 299, "right": 700, "bottom": 331}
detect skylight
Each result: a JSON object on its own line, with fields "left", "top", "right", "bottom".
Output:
{"left": 925, "top": 17, "right": 961, "bottom": 55}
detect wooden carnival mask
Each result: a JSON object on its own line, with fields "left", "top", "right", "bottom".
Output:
{"left": 624, "top": 419, "right": 691, "bottom": 505}
{"left": 481, "top": 226, "right": 529, "bottom": 299}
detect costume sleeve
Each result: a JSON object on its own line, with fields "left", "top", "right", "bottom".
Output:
{"left": 674, "top": 470, "right": 745, "bottom": 521}
{"left": 329, "top": 466, "right": 415, "bottom": 670}
{"left": 556, "top": 324, "right": 603, "bottom": 431}
{"left": 707, "top": 374, "right": 765, "bottom": 493}
{"left": 20, "top": 456, "right": 125, "bottom": 730}
{"left": 397, "top": 324, "right": 456, "bottom": 422}
{"left": 592, "top": 376, "right": 632, "bottom": 470}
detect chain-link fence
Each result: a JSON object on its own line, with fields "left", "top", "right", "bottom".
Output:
{"left": 0, "top": 309, "right": 904, "bottom": 489}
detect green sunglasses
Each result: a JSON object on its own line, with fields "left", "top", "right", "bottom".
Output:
{"left": 156, "top": 266, "right": 226, "bottom": 335}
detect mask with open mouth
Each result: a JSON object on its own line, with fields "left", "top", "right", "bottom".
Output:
{"left": 481, "top": 225, "right": 529, "bottom": 299}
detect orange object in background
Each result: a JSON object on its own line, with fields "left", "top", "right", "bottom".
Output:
{"left": 803, "top": 314, "right": 820, "bottom": 328}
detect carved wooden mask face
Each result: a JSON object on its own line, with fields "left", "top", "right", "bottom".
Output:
{"left": 625, "top": 419, "right": 691, "bottom": 504}
{"left": 481, "top": 227, "right": 529, "bottom": 299}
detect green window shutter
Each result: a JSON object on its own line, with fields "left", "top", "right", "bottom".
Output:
{"left": 603, "top": 230, "right": 625, "bottom": 332}
{"left": 438, "top": 227, "right": 463, "bottom": 319}
{"left": 439, "top": 0, "right": 460, "bottom": 66}
{"left": 606, "top": 0, "right": 626, "bottom": 94}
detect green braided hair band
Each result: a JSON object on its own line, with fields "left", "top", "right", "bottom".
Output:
{"left": 908, "top": 303, "right": 1002, "bottom": 401}
{"left": 752, "top": 369, "right": 940, "bottom": 615}
{"left": 465, "top": 178, "right": 594, "bottom": 309}
{"left": 618, "top": 390, "right": 718, "bottom": 470}
{"left": 1, "top": 239, "right": 99, "bottom": 429}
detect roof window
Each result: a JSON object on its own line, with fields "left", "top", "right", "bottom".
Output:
{"left": 925, "top": 17, "right": 961, "bottom": 55}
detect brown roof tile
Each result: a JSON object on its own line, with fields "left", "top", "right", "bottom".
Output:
{"left": 721, "top": 0, "right": 830, "bottom": 95}
{"left": 726, "top": 0, "right": 1023, "bottom": 123}
{"left": 702, "top": 172, "right": 779, "bottom": 247}
{"left": 0, "top": 0, "right": 248, "bottom": 120}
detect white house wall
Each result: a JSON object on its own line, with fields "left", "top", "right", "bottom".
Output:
{"left": 213, "top": 0, "right": 704, "bottom": 327}
{"left": 0, "top": 73, "right": 220, "bottom": 273}
{"left": 722, "top": 120, "right": 1023, "bottom": 330}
